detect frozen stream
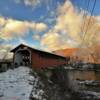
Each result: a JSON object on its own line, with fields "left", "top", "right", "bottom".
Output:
{"left": 0, "top": 66, "right": 36, "bottom": 100}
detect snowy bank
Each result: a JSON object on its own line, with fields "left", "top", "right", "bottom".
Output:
{"left": 0, "top": 66, "right": 38, "bottom": 100}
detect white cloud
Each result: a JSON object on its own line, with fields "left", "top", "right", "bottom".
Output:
{"left": 35, "top": 23, "right": 47, "bottom": 32}
{"left": 33, "top": 34, "right": 41, "bottom": 40}
{"left": 15, "top": 0, "right": 41, "bottom": 7}
{"left": 41, "top": 0, "right": 100, "bottom": 51}
{"left": 15, "top": 0, "right": 53, "bottom": 10}
{"left": 0, "top": 16, "right": 47, "bottom": 40}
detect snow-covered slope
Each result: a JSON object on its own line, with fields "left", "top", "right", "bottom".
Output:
{"left": 0, "top": 66, "right": 38, "bottom": 100}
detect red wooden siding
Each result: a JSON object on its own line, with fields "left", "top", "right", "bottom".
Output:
{"left": 31, "top": 50, "right": 66, "bottom": 69}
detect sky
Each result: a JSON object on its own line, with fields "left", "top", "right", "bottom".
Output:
{"left": 0, "top": 0, "right": 100, "bottom": 59}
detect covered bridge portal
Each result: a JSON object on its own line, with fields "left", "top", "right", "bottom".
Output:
{"left": 11, "top": 44, "right": 67, "bottom": 69}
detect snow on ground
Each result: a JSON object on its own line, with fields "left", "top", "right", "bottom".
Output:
{"left": 0, "top": 66, "right": 38, "bottom": 100}
{"left": 78, "top": 91, "right": 100, "bottom": 99}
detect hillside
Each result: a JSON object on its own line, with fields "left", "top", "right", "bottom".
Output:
{"left": 54, "top": 45, "right": 100, "bottom": 64}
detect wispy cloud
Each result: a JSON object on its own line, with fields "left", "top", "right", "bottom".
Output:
{"left": 14, "top": 0, "right": 53, "bottom": 10}
{"left": 33, "top": 34, "right": 41, "bottom": 41}
{"left": 15, "top": 0, "right": 41, "bottom": 7}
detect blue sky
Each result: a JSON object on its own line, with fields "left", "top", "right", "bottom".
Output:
{"left": 0, "top": 0, "right": 65, "bottom": 21}
{"left": 0, "top": 0, "right": 65, "bottom": 48}
{"left": 0, "top": 0, "right": 100, "bottom": 51}
{"left": 72, "top": 0, "right": 100, "bottom": 15}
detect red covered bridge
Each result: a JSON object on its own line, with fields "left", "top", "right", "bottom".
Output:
{"left": 11, "top": 44, "right": 67, "bottom": 69}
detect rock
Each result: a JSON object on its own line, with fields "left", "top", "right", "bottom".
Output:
{"left": 21, "top": 93, "right": 25, "bottom": 96}
{"left": 0, "top": 92, "right": 3, "bottom": 97}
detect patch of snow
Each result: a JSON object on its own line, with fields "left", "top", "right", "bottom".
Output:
{"left": 77, "top": 80, "right": 100, "bottom": 87}
{"left": 30, "top": 78, "right": 46, "bottom": 100}
{"left": 0, "top": 66, "right": 37, "bottom": 100}
{"left": 80, "top": 91, "right": 100, "bottom": 99}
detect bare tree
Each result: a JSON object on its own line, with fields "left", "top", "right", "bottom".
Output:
{"left": 1, "top": 46, "right": 12, "bottom": 61}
